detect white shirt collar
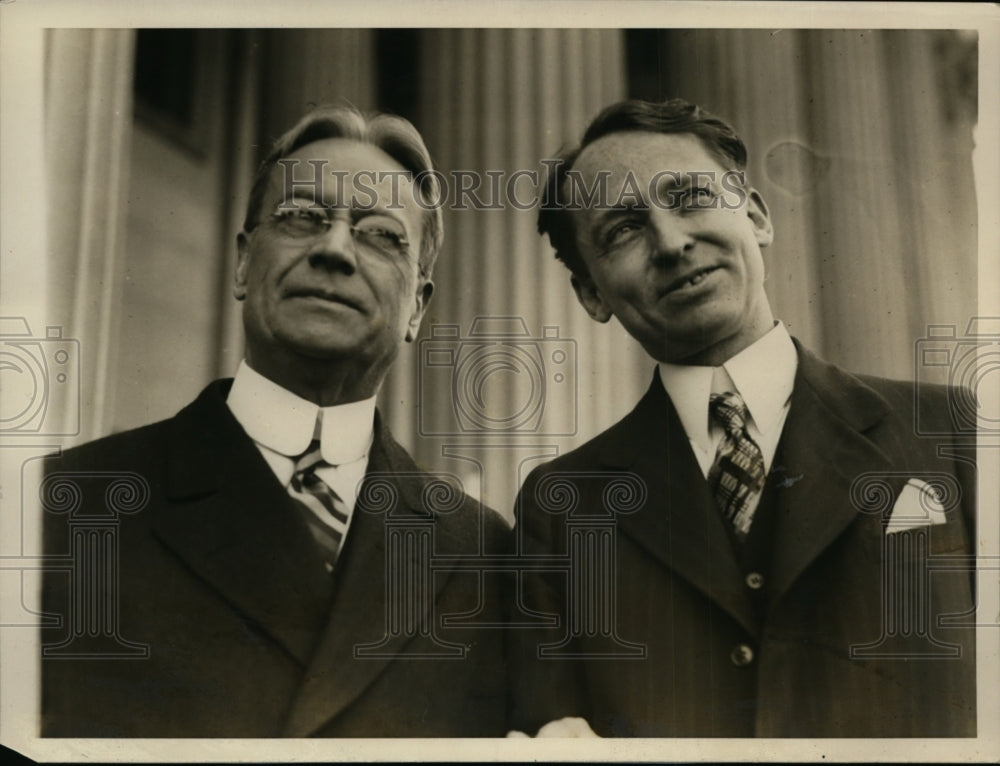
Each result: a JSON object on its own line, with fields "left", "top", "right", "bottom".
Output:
{"left": 657, "top": 322, "right": 797, "bottom": 453}
{"left": 227, "top": 360, "right": 376, "bottom": 466}
{"left": 722, "top": 322, "right": 798, "bottom": 438}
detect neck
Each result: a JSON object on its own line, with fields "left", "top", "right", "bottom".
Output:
{"left": 245, "top": 349, "right": 386, "bottom": 406}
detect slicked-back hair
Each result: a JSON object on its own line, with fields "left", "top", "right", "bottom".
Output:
{"left": 243, "top": 104, "right": 444, "bottom": 278}
{"left": 538, "top": 98, "right": 748, "bottom": 276}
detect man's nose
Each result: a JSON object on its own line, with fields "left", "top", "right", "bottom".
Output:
{"left": 307, "top": 219, "right": 358, "bottom": 273}
{"left": 647, "top": 209, "right": 695, "bottom": 261}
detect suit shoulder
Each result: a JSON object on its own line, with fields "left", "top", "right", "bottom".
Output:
{"left": 371, "top": 423, "right": 511, "bottom": 547}
{"left": 855, "top": 373, "right": 960, "bottom": 425}
{"left": 44, "top": 418, "right": 173, "bottom": 473}
{"left": 413, "top": 483, "right": 511, "bottom": 554}
{"left": 855, "top": 372, "right": 919, "bottom": 402}
{"left": 522, "top": 414, "right": 628, "bottom": 483}
{"left": 436, "top": 480, "right": 511, "bottom": 533}
{"left": 43, "top": 382, "right": 231, "bottom": 472}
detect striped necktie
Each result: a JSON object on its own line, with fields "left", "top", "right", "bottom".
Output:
{"left": 288, "top": 440, "right": 350, "bottom": 571}
{"left": 707, "top": 391, "right": 766, "bottom": 540}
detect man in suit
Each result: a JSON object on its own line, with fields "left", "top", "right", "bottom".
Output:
{"left": 41, "top": 106, "right": 509, "bottom": 737}
{"left": 508, "top": 99, "right": 976, "bottom": 737}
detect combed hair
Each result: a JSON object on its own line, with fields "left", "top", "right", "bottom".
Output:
{"left": 243, "top": 104, "right": 444, "bottom": 277}
{"left": 537, "top": 98, "right": 748, "bottom": 276}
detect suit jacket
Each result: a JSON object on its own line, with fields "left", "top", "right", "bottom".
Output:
{"left": 41, "top": 380, "right": 509, "bottom": 737}
{"left": 508, "top": 343, "right": 976, "bottom": 737}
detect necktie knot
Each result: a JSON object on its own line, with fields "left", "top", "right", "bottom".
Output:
{"left": 287, "top": 439, "right": 349, "bottom": 571}
{"left": 293, "top": 440, "right": 324, "bottom": 476}
{"left": 709, "top": 391, "right": 749, "bottom": 437}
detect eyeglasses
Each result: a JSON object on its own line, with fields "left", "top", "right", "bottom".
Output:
{"left": 256, "top": 207, "right": 412, "bottom": 258}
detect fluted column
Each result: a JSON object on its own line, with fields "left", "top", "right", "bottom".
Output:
{"left": 259, "top": 30, "right": 375, "bottom": 148}
{"left": 880, "top": 30, "right": 977, "bottom": 376}
{"left": 801, "top": 30, "right": 915, "bottom": 376}
{"left": 383, "top": 29, "right": 644, "bottom": 522}
{"left": 723, "top": 30, "right": 826, "bottom": 351}
{"left": 215, "top": 31, "right": 264, "bottom": 381}
{"left": 44, "top": 29, "right": 136, "bottom": 442}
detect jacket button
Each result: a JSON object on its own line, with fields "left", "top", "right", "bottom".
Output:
{"left": 730, "top": 643, "right": 755, "bottom": 667}
{"left": 745, "top": 572, "right": 764, "bottom": 590}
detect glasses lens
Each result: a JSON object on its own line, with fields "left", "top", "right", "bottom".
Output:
{"left": 353, "top": 215, "right": 409, "bottom": 254}
{"left": 273, "top": 208, "right": 329, "bottom": 238}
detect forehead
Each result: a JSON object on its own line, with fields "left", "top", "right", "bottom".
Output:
{"left": 263, "top": 137, "right": 417, "bottom": 208}
{"left": 572, "top": 131, "right": 728, "bottom": 187}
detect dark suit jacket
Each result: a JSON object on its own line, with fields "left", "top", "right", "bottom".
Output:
{"left": 508, "top": 344, "right": 976, "bottom": 737}
{"left": 41, "top": 380, "right": 509, "bottom": 737}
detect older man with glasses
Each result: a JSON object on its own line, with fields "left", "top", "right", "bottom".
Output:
{"left": 41, "top": 106, "right": 509, "bottom": 738}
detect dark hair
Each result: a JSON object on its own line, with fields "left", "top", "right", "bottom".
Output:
{"left": 242, "top": 104, "right": 444, "bottom": 278}
{"left": 537, "top": 98, "right": 748, "bottom": 276}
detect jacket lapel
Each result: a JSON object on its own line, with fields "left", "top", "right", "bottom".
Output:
{"left": 281, "top": 417, "right": 463, "bottom": 737}
{"left": 603, "top": 373, "right": 757, "bottom": 637}
{"left": 151, "top": 381, "right": 335, "bottom": 666}
{"left": 767, "top": 344, "right": 898, "bottom": 602}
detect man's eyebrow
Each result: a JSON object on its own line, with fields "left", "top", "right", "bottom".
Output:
{"left": 351, "top": 205, "right": 413, "bottom": 235}
{"left": 652, "top": 172, "right": 698, "bottom": 194}
{"left": 277, "top": 191, "right": 329, "bottom": 208}
{"left": 351, "top": 204, "right": 402, "bottom": 219}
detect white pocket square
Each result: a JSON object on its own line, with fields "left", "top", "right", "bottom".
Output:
{"left": 886, "top": 478, "right": 949, "bottom": 534}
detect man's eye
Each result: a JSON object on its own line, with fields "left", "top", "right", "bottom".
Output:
{"left": 359, "top": 225, "right": 399, "bottom": 243}
{"left": 603, "top": 221, "right": 643, "bottom": 248}
{"left": 354, "top": 216, "right": 409, "bottom": 253}
{"left": 275, "top": 208, "right": 329, "bottom": 235}
{"left": 680, "top": 187, "right": 716, "bottom": 210}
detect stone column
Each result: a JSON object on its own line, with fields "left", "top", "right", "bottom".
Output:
{"left": 382, "top": 28, "right": 646, "bottom": 523}
{"left": 652, "top": 30, "right": 977, "bottom": 381}
{"left": 259, "top": 30, "right": 376, "bottom": 148}
{"left": 44, "top": 29, "right": 136, "bottom": 442}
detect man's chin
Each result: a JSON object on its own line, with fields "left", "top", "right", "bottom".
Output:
{"left": 649, "top": 320, "right": 744, "bottom": 364}
{"left": 270, "top": 326, "right": 366, "bottom": 360}
{"left": 286, "top": 340, "right": 366, "bottom": 361}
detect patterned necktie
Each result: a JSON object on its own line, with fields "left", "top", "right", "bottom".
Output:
{"left": 707, "top": 391, "right": 766, "bottom": 540}
{"left": 288, "top": 440, "right": 350, "bottom": 571}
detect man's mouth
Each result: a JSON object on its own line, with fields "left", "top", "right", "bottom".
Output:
{"left": 665, "top": 265, "right": 720, "bottom": 294}
{"left": 287, "top": 288, "right": 362, "bottom": 310}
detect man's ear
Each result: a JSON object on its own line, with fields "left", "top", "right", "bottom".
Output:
{"left": 233, "top": 232, "right": 250, "bottom": 301}
{"left": 571, "top": 272, "right": 613, "bottom": 323}
{"left": 405, "top": 279, "right": 435, "bottom": 342}
{"left": 746, "top": 188, "right": 774, "bottom": 248}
